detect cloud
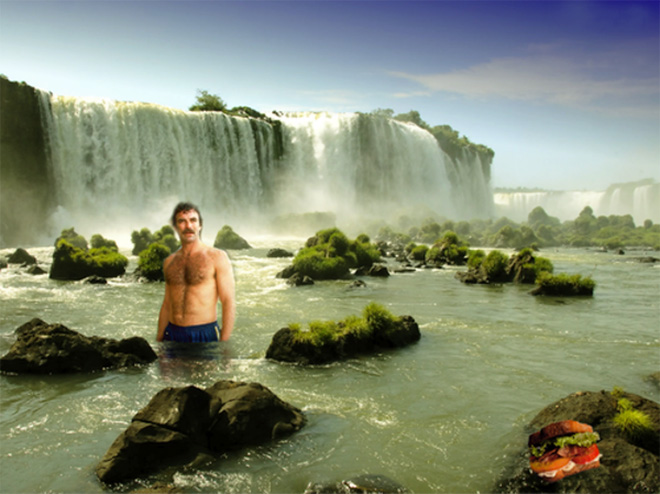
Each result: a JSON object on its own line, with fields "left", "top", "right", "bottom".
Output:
{"left": 390, "top": 43, "right": 659, "bottom": 117}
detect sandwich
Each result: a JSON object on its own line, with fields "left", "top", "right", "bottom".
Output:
{"left": 528, "top": 420, "right": 601, "bottom": 482}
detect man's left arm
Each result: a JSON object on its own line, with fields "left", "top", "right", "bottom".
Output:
{"left": 215, "top": 249, "right": 236, "bottom": 341}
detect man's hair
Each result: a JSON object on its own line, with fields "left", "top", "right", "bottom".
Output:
{"left": 171, "top": 202, "right": 203, "bottom": 227}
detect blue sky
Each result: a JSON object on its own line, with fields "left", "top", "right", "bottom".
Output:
{"left": 1, "top": 0, "right": 658, "bottom": 190}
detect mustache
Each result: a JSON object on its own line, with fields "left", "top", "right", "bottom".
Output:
{"left": 183, "top": 229, "right": 195, "bottom": 234}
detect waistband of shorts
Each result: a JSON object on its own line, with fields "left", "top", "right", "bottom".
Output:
{"left": 166, "top": 321, "right": 219, "bottom": 332}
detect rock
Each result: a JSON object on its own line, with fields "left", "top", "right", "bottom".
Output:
{"left": 96, "top": 381, "right": 305, "bottom": 483}
{"left": 213, "top": 225, "right": 251, "bottom": 250}
{"left": 286, "top": 272, "right": 314, "bottom": 286}
{"left": 305, "top": 474, "right": 409, "bottom": 493}
{"left": 635, "top": 256, "right": 659, "bottom": 263}
{"left": 495, "top": 390, "right": 660, "bottom": 493}
{"left": 367, "top": 264, "right": 390, "bottom": 277}
{"left": 0, "top": 318, "right": 157, "bottom": 374}
{"left": 83, "top": 275, "right": 108, "bottom": 284}
{"left": 349, "top": 280, "right": 367, "bottom": 289}
{"left": 50, "top": 239, "right": 128, "bottom": 280}
{"left": 0, "top": 257, "right": 7, "bottom": 269}
{"left": 266, "top": 315, "right": 420, "bottom": 365}
{"left": 276, "top": 264, "right": 297, "bottom": 279}
{"left": 267, "top": 248, "right": 294, "bottom": 258}
{"left": 7, "top": 248, "right": 37, "bottom": 265}
{"left": 26, "top": 264, "right": 47, "bottom": 275}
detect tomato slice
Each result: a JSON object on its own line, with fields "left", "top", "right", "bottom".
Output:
{"left": 572, "top": 444, "right": 600, "bottom": 464}
{"left": 530, "top": 455, "right": 571, "bottom": 473}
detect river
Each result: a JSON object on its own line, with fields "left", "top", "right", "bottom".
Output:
{"left": 1, "top": 240, "right": 659, "bottom": 493}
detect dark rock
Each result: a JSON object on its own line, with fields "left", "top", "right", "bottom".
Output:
{"left": 8, "top": 248, "right": 36, "bottom": 265}
{"left": 305, "top": 474, "right": 409, "bottom": 493}
{"left": 635, "top": 256, "right": 659, "bottom": 263}
{"left": 267, "top": 248, "right": 294, "bottom": 258}
{"left": 276, "top": 264, "right": 297, "bottom": 279}
{"left": 349, "top": 280, "right": 367, "bottom": 289}
{"left": 0, "top": 257, "right": 7, "bottom": 269}
{"left": 0, "top": 318, "right": 157, "bottom": 374}
{"left": 367, "top": 264, "right": 390, "bottom": 277}
{"left": 286, "top": 273, "right": 314, "bottom": 286}
{"left": 26, "top": 264, "right": 47, "bottom": 275}
{"left": 495, "top": 390, "right": 660, "bottom": 493}
{"left": 83, "top": 275, "right": 108, "bottom": 284}
{"left": 96, "top": 381, "right": 305, "bottom": 483}
{"left": 616, "top": 248, "right": 625, "bottom": 255}
{"left": 266, "top": 315, "right": 420, "bottom": 365}
{"left": 646, "top": 372, "right": 660, "bottom": 387}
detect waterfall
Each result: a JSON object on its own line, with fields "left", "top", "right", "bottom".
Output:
{"left": 38, "top": 96, "right": 494, "bottom": 244}
{"left": 494, "top": 180, "right": 660, "bottom": 224}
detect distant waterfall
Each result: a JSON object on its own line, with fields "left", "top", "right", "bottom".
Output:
{"left": 40, "top": 96, "right": 494, "bottom": 241}
{"left": 494, "top": 180, "right": 660, "bottom": 224}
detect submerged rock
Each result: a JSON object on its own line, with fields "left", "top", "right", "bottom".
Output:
{"left": 495, "top": 389, "right": 660, "bottom": 493}
{"left": 96, "top": 381, "right": 306, "bottom": 483}
{"left": 305, "top": 474, "right": 409, "bottom": 493}
{"left": 267, "top": 248, "right": 294, "bottom": 258}
{"left": 0, "top": 318, "right": 157, "bottom": 374}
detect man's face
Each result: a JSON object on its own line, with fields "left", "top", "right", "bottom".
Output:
{"left": 174, "top": 209, "right": 202, "bottom": 243}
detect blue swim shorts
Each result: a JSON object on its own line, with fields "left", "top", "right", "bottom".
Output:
{"left": 163, "top": 321, "right": 220, "bottom": 343}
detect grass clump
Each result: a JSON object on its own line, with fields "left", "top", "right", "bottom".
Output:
{"left": 534, "top": 272, "right": 595, "bottom": 296}
{"left": 289, "top": 302, "right": 398, "bottom": 345}
{"left": 611, "top": 388, "right": 655, "bottom": 440}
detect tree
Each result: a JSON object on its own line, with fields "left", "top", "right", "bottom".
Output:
{"left": 189, "top": 90, "right": 227, "bottom": 112}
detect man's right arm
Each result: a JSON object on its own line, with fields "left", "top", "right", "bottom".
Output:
{"left": 156, "top": 257, "right": 172, "bottom": 341}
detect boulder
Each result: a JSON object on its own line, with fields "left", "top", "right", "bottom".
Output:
{"left": 7, "top": 247, "right": 36, "bottom": 265}
{"left": 286, "top": 272, "right": 314, "bottom": 286}
{"left": 495, "top": 390, "right": 660, "bottom": 493}
{"left": 26, "top": 264, "right": 47, "bottom": 275}
{"left": 266, "top": 315, "right": 420, "bottom": 365}
{"left": 0, "top": 318, "right": 157, "bottom": 374}
{"left": 267, "top": 248, "right": 294, "bottom": 258}
{"left": 96, "top": 381, "right": 306, "bottom": 483}
{"left": 213, "top": 225, "right": 251, "bottom": 250}
{"left": 367, "top": 264, "right": 390, "bottom": 277}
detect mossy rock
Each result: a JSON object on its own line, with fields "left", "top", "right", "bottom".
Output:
{"left": 137, "top": 244, "right": 171, "bottom": 282}
{"left": 50, "top": 239, "right": 128, "bottom": 280}
{"left": 213, "top": 225, "right": 251, "bottom": 250}
{"left": 266, "top": 303, "right": 420, "bottom": 365}
{"left": 531, "top": 272, "right": 595, "bottom": 296}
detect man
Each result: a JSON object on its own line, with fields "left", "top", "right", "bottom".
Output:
{"left": 157, "top": 202, "right": 236, "bottom": 342}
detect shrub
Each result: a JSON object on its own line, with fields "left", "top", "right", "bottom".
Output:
{"left": 138, "top": 243, "right": 171, "bottom": 281}
{"left": 90, "top": 234, "right": 118, "bottom": 251}
{"left": 131, "top": 227, "right": 154, "bottom": 255}
{"left": 410, "top": 244, "right": 428, "bottom": 261}
{"left": 292, "top": 228, "right": 381, "bottom": 280}
{"left": 56, "top": 227, "right": 88, "bottom": 250}
{"left": 467, "top": 249, "right": 486, "bottom": 269}
{"left": 481, "top": 250, "right": 509, "bottom": 281}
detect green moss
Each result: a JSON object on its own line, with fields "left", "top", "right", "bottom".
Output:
{"left": 214, "top": 225, "right": 251, "bottom": 249}
{"left": 50, "top": 238, "right": 128, "bottom": 280}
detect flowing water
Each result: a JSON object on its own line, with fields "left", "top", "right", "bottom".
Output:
{"left": 1, "top": 241, "right": 659, "bottom": 493}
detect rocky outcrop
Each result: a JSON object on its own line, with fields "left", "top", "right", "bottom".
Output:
{"left": 266, "top": 315, "right": 420, "bottom": 365}
{"left": 496, "top": 390, "right": 660, "bottom": 493}
{"left": 7, "top": 248, "right": 37, "bottom": 265}
{"left": 0, "top": 318, "right": 157, "bottom": 374}
{"left": 213, "top": 225, "right": 251, "bottom": 250}
{"left": 50, "top": 239, "right": 128, "bottom": 280}
{"left": 0, "top": 77, "right": 53, "bottom": 248}
{"left": 96, "top": 381, "right": 306, "bottom": 483}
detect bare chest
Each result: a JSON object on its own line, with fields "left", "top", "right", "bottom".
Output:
{"left": 166, "top": 252, "right": 214, "bottom": 286}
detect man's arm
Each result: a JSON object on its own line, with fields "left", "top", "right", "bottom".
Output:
{"left": 215, "top": 249, "right": 236, "bottom": 341}
{"left": 156, "top": 256, "right": 173, "bottom": 341}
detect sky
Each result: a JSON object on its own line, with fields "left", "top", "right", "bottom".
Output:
{"left": 1, "top": 0, "right": 658, "bottom": 191}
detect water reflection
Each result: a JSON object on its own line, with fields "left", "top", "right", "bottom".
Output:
{"left": 157, "top": 342, "right": 234, "bottom": 383}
